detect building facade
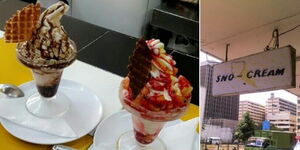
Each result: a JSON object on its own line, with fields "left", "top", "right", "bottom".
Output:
{"left": 201, "top": 63, "right": 239, "bottom": 127}
{"left": 297, "top": 98, "right": 300, "bottom": 135}
{"left": 266, "top": 93, "right": 296, "bottom": 132}
{"left": 266, "top": 112, "right": 296, "bottom": 132}
{"left": 239, "top": 101, "right": 265, "bottom": 125}
{"left": 266, "top": 93, "right": 296, "bottom": 115}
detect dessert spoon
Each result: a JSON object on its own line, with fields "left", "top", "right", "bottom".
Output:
{"left": 0, "top": 84, "right": 24, "bottom": 98}
{"left": 52, "top": 145, "right": 77, "bottom": 150}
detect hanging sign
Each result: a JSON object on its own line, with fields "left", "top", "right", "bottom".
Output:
{"left": 212, "top": 45, "right": 296, "bottom": 96}
{"left": 262, "top": 120, "right": 270, "bottom": 131}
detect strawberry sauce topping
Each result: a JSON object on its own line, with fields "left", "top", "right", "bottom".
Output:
{"left": 121, "top": 39, "right": 193, "bottom": 114}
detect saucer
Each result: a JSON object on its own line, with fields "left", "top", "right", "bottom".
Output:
{"left": 92, "top": 110, "right": 198, "bottom": 150}
{"left": 0, "top": 79, "right": 103, "bottom": 145}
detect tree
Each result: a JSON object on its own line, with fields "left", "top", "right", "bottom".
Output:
{"left": 255, "top": 123, "right": 262, "bottom": 130}
{"left": 234, "top": 112, "right": 256, "bottom": 142}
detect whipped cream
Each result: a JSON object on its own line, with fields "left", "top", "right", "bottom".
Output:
{"left": 145, "top": 39, "right": 182, "bottom": 101}
{"left": 17, "top": 1, "right": 76, "bottom": 67}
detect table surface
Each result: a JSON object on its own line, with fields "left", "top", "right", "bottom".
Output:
{"left": 0, "top": 34, "right": 199, "bottom": 149}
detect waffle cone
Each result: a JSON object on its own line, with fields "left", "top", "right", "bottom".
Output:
{"left": 4, "top": 2, "right": 40, "bottom": 43}
{"left": 128, "top": 38, "right": 152, "bottom": 99}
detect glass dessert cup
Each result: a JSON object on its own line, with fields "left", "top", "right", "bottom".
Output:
{"left": 118, "top": 87, "right": 190, "bottom": 150}
{"left": 16, "top": 42, "right": 76, "bottom": 118}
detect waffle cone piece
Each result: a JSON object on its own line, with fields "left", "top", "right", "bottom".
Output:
{"left": 128, "top": 38, "right": 152, "bottom": 99}
{"left": 4, "top": 2, "right": 41, "bottom": 43}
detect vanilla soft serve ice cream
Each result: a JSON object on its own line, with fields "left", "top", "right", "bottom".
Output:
{"left": 17, "top": 1, "right": 76, "bottom": 68}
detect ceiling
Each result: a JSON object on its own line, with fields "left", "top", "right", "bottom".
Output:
{"left": 201, "top": 0, "right": 300, "bottom": 96}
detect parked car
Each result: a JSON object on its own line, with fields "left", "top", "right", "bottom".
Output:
{"left": 207, "top": 137, "right": 222, "bottom": 144}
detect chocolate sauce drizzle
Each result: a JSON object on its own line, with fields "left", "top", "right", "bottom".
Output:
{"left": 18, "top": 2, "right": 76, "bottom": 69}
{"left": 25, "top": 4, "right": 73, "bottom": 60}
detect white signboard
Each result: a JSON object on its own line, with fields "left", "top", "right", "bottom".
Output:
{"left": 212, "top": 45, "right": 296, "bottom": 96}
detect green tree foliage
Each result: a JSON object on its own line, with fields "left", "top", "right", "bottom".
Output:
{"left": 234, "top": 112, "right": 256, "bottom": 142}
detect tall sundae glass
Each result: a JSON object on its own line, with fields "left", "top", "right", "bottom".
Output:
{"left": 118, "top": 38, "right": 193, "bottom": 150}
{"left": 9, "top": 1, "right": 76, "bottom": 118}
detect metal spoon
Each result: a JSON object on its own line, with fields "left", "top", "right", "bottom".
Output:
{"left": 0, "top": 84, "right": 24, "bottom": 98}
{"left": 52, "top": 145, "right": 77, "bottom": 150}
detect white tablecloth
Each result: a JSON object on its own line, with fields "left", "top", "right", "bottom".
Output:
{"left": 63, "top": 60, "right": 123, "bottom": 120}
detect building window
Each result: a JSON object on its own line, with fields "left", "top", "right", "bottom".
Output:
{"left": 277, "top": 124, "right": 288, "bottom": 126}
{"left": 283, "top": 128, "right": 290, "bottom": 131}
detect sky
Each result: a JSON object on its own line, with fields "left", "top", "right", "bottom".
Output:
{"left": 240, "top": 90, "right": 297, "bottom": 105}
{"left": 200, "top": 51, "right": 298, "bottom": 105}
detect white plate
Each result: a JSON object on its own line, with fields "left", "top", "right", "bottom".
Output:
{"left": 92, "top": 110, "right": 199, "bottom": 150}
{"left": 0, "top": 30, "right": 3, "bottom": 38}
{"left": 0, "top": 79, "right": 103, "bottom": 145}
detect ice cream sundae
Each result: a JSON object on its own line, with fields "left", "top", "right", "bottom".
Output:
{"left": 119, "top": 38, "right": 193, "bottom": 148}
{"left": 4, "top": 1, "right": 76, "bottom": 118}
